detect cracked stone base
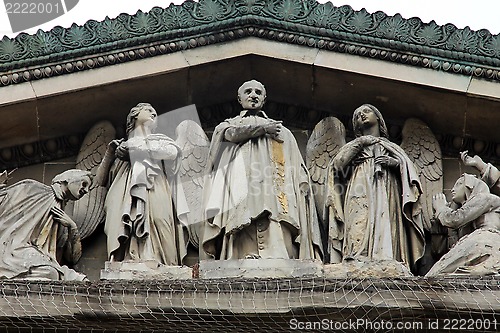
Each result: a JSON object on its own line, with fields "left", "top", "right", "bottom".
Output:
{"left": 324, "top": 258, "right": 413, "bottom": 278}
{"left": 199, "top": 259, "right": 323, "bottom": 279}
{"left": 100, "top": 260, "right": 192, "bottom": 280}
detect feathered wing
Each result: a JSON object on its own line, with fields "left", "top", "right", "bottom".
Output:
{"left": 306, "top": 117, "right": 346, "bottom": 226}
{"left": 400, "top": 118, "right": 443, "bottom": 231}
{"left": 71, "top": 121, "right": 116, "bottom": 240}
{"left": 175, "top": 120, "right": 210, "bottom": 249}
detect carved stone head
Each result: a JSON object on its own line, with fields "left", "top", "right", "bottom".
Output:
{"left": 451, "top": 173, "right": 489, "bottom": 204}
{"left": 52, "top": 169, "right": 93, "bottom": 200}
{"left": 237, "top": 79, "right": 267, "bottom": 111}
{"left": 352, "top": 104, "right": 389, "bottom": 138}
{"left": 126, "top": 102, "right": 158, "bottom": 135}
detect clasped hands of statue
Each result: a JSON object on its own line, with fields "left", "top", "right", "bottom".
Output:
{"left": 432, "top": 193, "right": 447, "bottom": 213}
{"left": 107, "top": 137, "right": 178, "bottom": 161}
{"left": 226, "top": 119, "right": 284, "bottom": 143}
{"left": 355, "top": 135, "right": 399, "bottom": 168}
{"left": 107, "top": 138, "right": 146, "bottom": 160}
{"left": 261, "top": 119, "right": 283, "bottom": 142}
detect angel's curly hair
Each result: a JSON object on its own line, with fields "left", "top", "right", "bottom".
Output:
{"left": 126, "top": 103, "right": 154, "bottom": 135}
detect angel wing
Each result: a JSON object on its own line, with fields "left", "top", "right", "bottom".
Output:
{"left": 400, "top": 118, "right": 443, "bottom": 231}
{"left": 0, "top": 169, "right": 15, "bottom": 189}
{"left": 71, "top": 121, "right": 116, "bottom": 240}
{"left": 175, "top": 120, "right": 210, "bottom": 249}
{"left": 306, "top": 117, "right": 346, "bottom": 223}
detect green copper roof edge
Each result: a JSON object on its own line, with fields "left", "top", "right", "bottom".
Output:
{"left": 1, "top": 0, "right": 500, "bottom": 85}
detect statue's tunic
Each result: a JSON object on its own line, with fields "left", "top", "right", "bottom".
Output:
{"left": 104, "top": 133, "right": 189, "bottom": 265}
{"left": 202, "top": 111, "right": 323, "bottom": 260}
{"left": 331, "top": 138, "right": 424, "bottom": 271}
{"left": 0, "top": 180, "right": 83, "bottom": 280}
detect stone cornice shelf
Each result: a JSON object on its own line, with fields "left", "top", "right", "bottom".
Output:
{"left": 0, "top": 277, "right": 498, "bottom": 331}
{"left": 1, "top": 0, "right": 500, "bottom": 86}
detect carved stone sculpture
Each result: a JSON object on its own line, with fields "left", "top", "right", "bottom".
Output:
{"left": 0, "top": 170, "right": 14, "bottom": 189}
{"left": 71, "top": 121, "right": 116, "bottom": 240}
{"left": 202, "top": 80, "right": 323, "bottom": 260}
{"left": 428, "top": 173, "right": 500, "bottom": 276}
{"left": 461, "top": 151, "right": 500, "bottom": 195}
{"left": 308, "top": 105, "right": 442, "bottom": 275}
{"left": 95, "top": 103, "right": 192, "bottom": 266}
{"left": 174, "top": 120, "right": 210, "bottom": 259}
{"left": 0, "top": 169, "right": 91, "bottom": 280}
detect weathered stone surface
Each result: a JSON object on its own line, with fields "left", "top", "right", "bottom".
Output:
{"left": 100, "top": 261, "right": 192, "bottom": 280}
{"left": 0, "top": 169, "right": 92, "bottom": 281}
{"left": 310, "top": 106, "right": 434, "bottom": 274}
{"left": 97, "top": 103, "right": 195, "bottom": 267}
{"left": 202, "top": 79, "right": 323, "bottom": 262}
{"left": 199, "top": 259, "right": 323, "bottom": 279}
{"left": 0, "top": 277, "right": 499, "bottom": 332}
{"left": 429, "top": 165, "right": 500, "bottom": 277}
{"left": 324, "top": 259, "right": 413, "bottom": 278}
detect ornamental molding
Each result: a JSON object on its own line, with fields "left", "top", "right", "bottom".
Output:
{"left": 1, "top": 0, "right": 500, "bottom": 87}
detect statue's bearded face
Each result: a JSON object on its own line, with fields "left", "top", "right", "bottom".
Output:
{"left": 238, "top": 82, "right": 266, "bottom": 110}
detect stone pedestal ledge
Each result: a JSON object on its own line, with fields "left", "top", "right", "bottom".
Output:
{"left": 100, "top": 260, "right": 192, "bottom": 280}
{"left": 324, "top": 258, "right": 413, "bottom": 278}
{"left": 199, "top": 259, "right": 323, "bottom": 279}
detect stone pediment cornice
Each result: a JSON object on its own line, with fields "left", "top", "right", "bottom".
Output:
{"left": 1, "top": 0, "right": 500, "bottom": 86}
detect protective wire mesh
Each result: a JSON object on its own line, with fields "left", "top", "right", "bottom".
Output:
{"left": 0, "top": 276, "right": 499, "bottom": 332}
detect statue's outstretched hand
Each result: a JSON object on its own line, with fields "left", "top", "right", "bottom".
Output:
{"left": 460, "top": 150, "right": 486, "bottom": 173}
{"left": 461, "top": 151, "right": 477, "bottom": 167}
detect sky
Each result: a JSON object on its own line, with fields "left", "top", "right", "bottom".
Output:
{"left": 1, "top": 0, "right": 500, "bottom": 39}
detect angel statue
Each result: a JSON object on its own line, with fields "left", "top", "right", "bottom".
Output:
{"left": 202, "top": 79, "right": 323, "bottom": 261}
{"left": 0, "top": 169, "right": 91, "bottom": 281}
{"left": 307, "top": 104, "right": 443, "bottom": 275}
{"left": 72, "top": 103, "right": 210, "bottom": 267}
{"left": 427, "top": 173, "right": 500, "bottom": 276}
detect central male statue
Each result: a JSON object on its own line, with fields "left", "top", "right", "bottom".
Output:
{"left": 202, "top": 80, "right": 323, "bottom": 260}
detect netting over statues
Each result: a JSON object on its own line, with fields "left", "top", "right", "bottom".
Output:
{"left": 0, "top": 277, "right": 499, "bottom": 332}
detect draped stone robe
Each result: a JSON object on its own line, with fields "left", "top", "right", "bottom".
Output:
{"left": 0, "top": 180, "right": 84, "bottom": 280}
{"left": 428, "top": 175, "right": 500, "bottom": 276}
{"left": 330, "top": 137, "right": 424, "bottom": 271}
{"left": 202, "top": 110, "right": 323, "bottom": 260}
{"left": 104, "top": 133, "right": 189, "bottom": 266}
